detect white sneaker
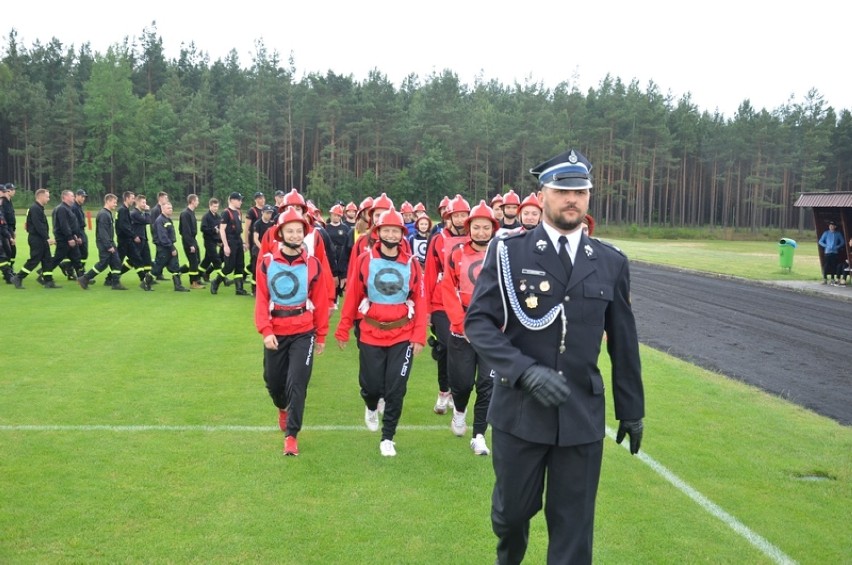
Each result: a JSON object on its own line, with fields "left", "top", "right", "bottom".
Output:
{"left": 451, "top": 409, "right": 467, "bottom": 437}
{"left": 364, "top": 407, "right": 380, "bottom": 432}
{"left": 380, "top": 439, "right": 396, "bottom": 457}
{"left": 433, "top": 391, "right": 450, "bottom": 415}
{"left": 470, "top": 434, "right": 490, "bottom": 456}
{"left": 377, "top": 398, "right": 386, "bottom": 415}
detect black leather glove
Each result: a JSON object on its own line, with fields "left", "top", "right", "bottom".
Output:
{"left": 616, "top": 419, "right": 643, "bottom": 454}
{"left": 519, "top": 365, "right": 571, "bottom": 407}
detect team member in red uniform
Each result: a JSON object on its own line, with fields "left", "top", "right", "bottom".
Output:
{"left": 335, "top": 208, "right": 427, "bottom": 457}
{"left": 519, "top": 192, "right": 543, "bottom": 231}
{"left": 490, "top": 193, "right": 504, "bottom": 223}
{"left": 259, "top": 188, "right": 335, "bottom": 305}
{"left": 423, "top": 194, "right": 470, "bottom": 414}
{"left": 255, "top": 207, "right": 332, "bottom": 457}
{"left": 499, "top": 189, "right": 521, "bottom": 231}
{"left": 440, "top": 200, "right": 499, "bottom": 455}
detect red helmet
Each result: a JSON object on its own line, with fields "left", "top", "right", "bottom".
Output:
{"left": 502, "top": 189, "right": 520, "bottom": 206}
{"left": 344, "top": 201, "right": 358, "bottom": 212}
{"left": 284, "top": 188, "right": 306, "bottom": 209}
{"left": 443, "top": 194, "right": 471, "bottom": 219}
{"left": 357, "top": 196, "right": 374, "bottom": 218}
{"left": 329, "top": 203, "right": 345, "bottom": 217}
{"left": 371, "top": 207, "right": 408, "bottom": 237}
{"left": 275, "top": 207, "right": 311, "bottom": 241}
{"left": 414, "top": 214, "right": 433, "bottom": 233}
{"left": 371, "top": 192, "right": 394, "bottom": 214}
{"left": 414, "top": 202, "right": 426, "bottom": 213}
{"left": 437, "top": 195, "right": 451, "bottom": 214}
{"left": 490, "top": 193, "right": 504, "bottom": 209}
{"left": 465, "top": 200, "right": 499, "bottom": 232}
{"left": 400, "top": 201, "right": 414, "bottom": 214}
{"left": 584, "top": 214, "right": 595, "bottom": 236}
{"left": 519, "top": 192, "right": 542, "bottom": 211}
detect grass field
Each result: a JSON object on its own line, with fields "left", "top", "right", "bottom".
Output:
{"left": 1, "top": 230, "right": 850, "bottom": 563}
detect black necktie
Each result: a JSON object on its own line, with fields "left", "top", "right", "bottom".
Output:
{"left": 558, "top": 235, "right": 573, "bottom": 280}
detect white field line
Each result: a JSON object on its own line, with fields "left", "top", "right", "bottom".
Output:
{"left": 0, "top": 423, "right": 797, "bottom": 564}
{"left": 605, "top": 426, "right": 797, "bottom": 565}
{"left": 0, "top": 424, "right": 447, "bottom": 432}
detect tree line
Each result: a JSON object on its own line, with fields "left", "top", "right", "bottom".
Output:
{"left": 1, "top": 24, "right": 849, "bottom": 231}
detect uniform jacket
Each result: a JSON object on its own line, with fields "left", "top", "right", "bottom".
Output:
{"left": 254, "top": 246, "right": 331, "bottom": 343}
{"left": 72, "top": 202, "right": 86, "bottom": 233}
{"left": 95, "top": 208, "right": 116, "bottom": 251}
{"left": 152, "top": 214, "right": 177, "bottom": 249}
{"left": 116, "top": 205, "right": 134, "bottom": 243}
{"left": 424, "top": 228, "right": 467, "bottom": 313}
{"left": 52, "top": 203, "right": 79, "bottom": 241}
{"left": 26, "top": 203, "right": 50, "bottom": 241}
{"left": 464, "top": 223, "right": 644, "bottom": 447}
{"left": 260, "top": 226, "right": 336, "bottom": 304}
{"left": 1, "top": 198, "right": 15, "bottom": 234}
{"left": 441, "top": 240, "right": 486, "bottom": 335}
{"left": 130, "top": 207, "right": 151, "bottom": 240}
{"left": 200, "top": 211, "right": 220, "bottom": 244}
{"left": 179, "top": 207, "right": 198, "bottom": 248}
{"left": 335, "top": 244, "right": 427, "bottom": 348}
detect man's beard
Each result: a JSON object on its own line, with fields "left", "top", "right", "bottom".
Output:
{"left": 545, "top": 207, "right": 584, "bottom": 232}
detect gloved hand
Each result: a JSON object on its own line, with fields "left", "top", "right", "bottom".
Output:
{"left": 519, "top": 364, "right": 571, "bottom": 407}
{"left": 615, "top": 419, "right": 643, "bottom": 454}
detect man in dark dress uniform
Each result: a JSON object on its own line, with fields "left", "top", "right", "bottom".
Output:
{"left": 465, "top": 149, "right": 645, "bottom": 565}
{"left": 151, "top": 201, "right": 189, "bottom": 292}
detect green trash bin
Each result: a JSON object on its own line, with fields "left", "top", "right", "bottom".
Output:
{"left": 779, "top": 238, "right": 797, "bottom": 272}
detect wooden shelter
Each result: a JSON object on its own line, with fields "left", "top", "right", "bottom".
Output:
{"left": 793, "top": 192, "right": 852, "bottom": 276}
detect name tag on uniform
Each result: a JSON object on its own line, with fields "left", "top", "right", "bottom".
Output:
{"left": 521, "top": 269, "right": 546, "bottom": 276}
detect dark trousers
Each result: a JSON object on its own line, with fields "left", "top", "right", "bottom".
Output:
{"left": 492, "top": 429, "right": 603, "bottom": 565}
{"left": 19, "top": 237, "right": 53, "bottom": 277}
{"left": 430, "top": 309, "right": 450, "bottom": 392}
{"left": 51, "top": 240, "right": 83, "bottom": 274}
{"left": 200, "top": 241, "right": 222, "bottom": 274}
{"left": 90, "top": 247, "right": 122, "bottom": 277}
{"left": 823, "top": 253, "right": 839, "bottom": 279}
{"left": 79, "top": 232, "right": 89, "bottom": 263}
{"left": 263, "top": 332, "right": 316, "bottom": 437}
{"left": 183, "top": 241, "right": 201, "bottom": 282}
{"left": 448, "top": 334, "right": 494, "bottom": 436}
{"left": 222, "top": 239, "right": 245, "bottom": 278}
{"left": 119, "top": 239, "right": 150, "bottom": 280}
{"left": 152, "top": 246, "right": 181, "bottom": 276}
{"left": 359, "top": 341, "right": 414, "bottom": 441}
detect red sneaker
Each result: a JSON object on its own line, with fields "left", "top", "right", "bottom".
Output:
{"left": 278, "top": 409, "right": 288, "bottom": 431}
{"left": 284, "top": 435, "right": 299, "bottom": 456}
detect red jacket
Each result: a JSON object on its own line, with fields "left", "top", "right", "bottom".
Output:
{"left": 260, "top": 226, "right": 335, "bottom": 305}
{"left": 424, "top": 228, "right": 467, "bottom": 313}
{"left": 335, "top": 244, "right": 426, "bottom": 347}
{"left": 254, "top": 246, "right": 331, "bottom": 343}
{"left": 440, "top": 240, "right": 486, "bottom": 334}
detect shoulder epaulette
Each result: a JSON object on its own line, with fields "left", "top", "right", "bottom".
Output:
{"left": 591, "top": 237, "right": 626, "bottom": 256}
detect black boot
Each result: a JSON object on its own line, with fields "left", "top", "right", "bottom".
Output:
{"left": 43, "top": 277, "right": 60, "bottom": 289}
{"left": 210, "top": 274, "right": 222, "bottom": 295}
{"left": 234, "top": 278, "right": 249, "bottom": 296}
{"left": 173, "top": 275, "right": 189, "bottom": 292}
{"left": 103, "top": 273, "right": 114, "bottom": 286}
{"left": 111, "top": 275, "right": 128, "bottom": 290}
{"left": 77, "top": 274, "right": 90, "bottom": 289}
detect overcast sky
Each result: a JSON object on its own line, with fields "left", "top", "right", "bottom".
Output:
{"left": 4, "top": 1, "right": 848, "bottom": 118}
